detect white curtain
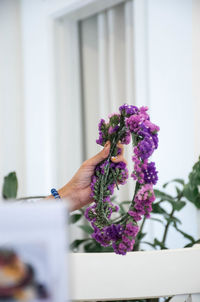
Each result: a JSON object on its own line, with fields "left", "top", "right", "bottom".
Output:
{"left": 79, "top": 1, "right": 136, "bottom": 202}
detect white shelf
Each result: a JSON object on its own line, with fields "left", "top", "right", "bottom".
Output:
{"left": 69, "top": 246, "right": 200, "bottom": 301}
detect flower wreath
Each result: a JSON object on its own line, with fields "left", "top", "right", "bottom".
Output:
{"left": 85, "top": 104, "right": 160, "bottom": 255}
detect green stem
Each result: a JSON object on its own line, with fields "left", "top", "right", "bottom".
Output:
{"left": 111, "top": 169, "right": 119, "bottom": 190}
{"left": 161, "top": 191, "right": 183, "bottom": 247}
{"left": 97, "top": 125, "right": 130, "bottom": 226}
{"left": 161, "top": 208, "right": 175, "bottom": 247}
{"left": 111, "top": 181, "right": 140, "bottom": 225}
{"left": 137, "top": 216, "right": 146, "bottom": 250}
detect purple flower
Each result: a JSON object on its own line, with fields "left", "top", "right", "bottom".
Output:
{"left": 119, "top": 104, "right": 139, "bottom": 116}
{"left": 143, "top": 162, "right": 158, "bottom": 185}
{"left": 107, "top": 183, "right": 115, "bottom": 194}
{"left": 152, "top": 133, "right": 159, "bottom": 149}
{"left": 125, "top": 115, "right": 142, "bottom": 133}
{"left": 105, "top": 224, "right": 124, "bottom": 240}
{"left": 118, "top": 243, "right": 127, "bottom": 255}
{"left": 99, "top": 160, "right": 109, "bottom": 175}
{"left": 108, "top": 125, "right": 119, "bottom": 134}
{"left": 124, "top": 223, "right": 139, "bottom": 237}
{"left": 96, "top": 119, "right": 107, "bottom": 146}
{"left": 137, "top": 137, "right": 155, "bottom": 160}
{"left": 96, "top": 132, "right": 103, "bottom": 145}
{"left": 144, "top": 120, "right": 160, "bottom": 133}
{"left": 92, "top": 229, "right": 111, "bottom": 247}
{"left": 98, "top": 119, "right": 105, "bottom": 131}
{"left": 121, "top": 132, "right": 131, "bottom": 145}
{"left": 128, "top": 210, "right": 142, "bottom": 222}
{"left": 133, "top": 184, "right": 155, "bottom": 217}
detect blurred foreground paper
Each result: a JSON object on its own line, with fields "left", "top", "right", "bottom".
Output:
{"left": 0, "top": 201, "right": 69, "bottom": 302}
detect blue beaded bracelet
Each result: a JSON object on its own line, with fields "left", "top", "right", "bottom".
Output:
{"left": 51, "top": 188, "right": 61, "bottom": 200}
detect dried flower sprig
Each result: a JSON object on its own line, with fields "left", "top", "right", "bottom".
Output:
{"left": 85, "top": 104, "right": 160, "bottom": 255}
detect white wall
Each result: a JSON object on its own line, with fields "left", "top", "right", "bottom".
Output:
{"left": 142, "top": 0, "right": 197, "bottom": 248}
{"left": 0, "top": 0, "right": 26, "bottom": 196}
{"left": 193, "top": 0, "right": 200, "bottom": 236}
{"left": 20, "top": 0, "right": 57, "bottom": 196}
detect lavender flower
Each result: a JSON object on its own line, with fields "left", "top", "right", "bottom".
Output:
{"left": 143, "top": 162, "right": 158, "bottom": 185}
{"left": 119, "top": 104, "right": 139, "bottom": 116}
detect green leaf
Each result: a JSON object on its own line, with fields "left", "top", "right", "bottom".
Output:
{"left": 154, "top": 189, "right": 174, "bottom": 201}
{"left": 165, "top": 216, "right": 181, "bottom": 225}
{"left": 175, "top": 186, "right": 182, "bottom": 196}
{"left": 70, "top": 239, "right": 89, "bottom": 251}
{"left": 79, "top": 225, "right": 94, "bottom": 234}
{"left": 174, "top": 225, "right": 195, "bottom": 243}
{"left": 119, "top": 201, "right": 130, "bottom": 214}
{"left": 83, "top": 241, "right": 113, "bottom": 253}
{"left": 170, "top": 200, "right": 186, "bottom": 211}
{"left": 150, "top": 217, "right": 164, "bottom": 224}
{"left": 142, "top": 241, "right": 157, "bottom": 249}
{"left": 184, "top": 239, "right": 200, "bottom": 248}
{"left": 69, "top": 214, "right": 82, "bottom": 224}
{"left": 2, "top": 172, "right": 18, "bottom": 199}
{"left": 154, "top": 238, "right": 167, "bottom": 249}
{"left": 183, "top": 184, "right": 200, "bottom": 209}
{"left": 152, "top": 203, "right": 168, "bottom": 215}
{"left": 137, "top": 232, "right": 146, "bottom": 240}
{"left": 182, "top": 157, "right": 200, "bottom": 208}
{"left": 163, "top": 178, "right": 185, "bottom": 188}
{"left": 120, "top": 201, "right": 130, "bottom": 205}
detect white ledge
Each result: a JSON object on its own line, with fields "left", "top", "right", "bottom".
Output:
{"left": 69, "top": 246, "right": 200, "bottom": 301}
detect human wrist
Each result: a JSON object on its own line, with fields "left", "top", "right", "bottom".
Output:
{"left": 58, "top": 182, "right": 78, "bottom": 211}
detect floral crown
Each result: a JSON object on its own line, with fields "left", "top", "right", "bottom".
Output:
{"left": 85, "top": 104, "right": 160, "bottom": 255}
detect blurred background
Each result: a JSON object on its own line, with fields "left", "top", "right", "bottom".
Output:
{"left": 0, "top": 0, "right": 199, "bottom": 248}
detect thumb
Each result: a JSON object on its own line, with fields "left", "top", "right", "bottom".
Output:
{"left": 88, "top": 141, "right": 111, "bottom": 166}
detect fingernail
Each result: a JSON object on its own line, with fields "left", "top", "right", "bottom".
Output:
{"left": 104, "top": 141, "right": 110, "bottom": 148}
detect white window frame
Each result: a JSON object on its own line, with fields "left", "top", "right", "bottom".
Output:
{"left": 43, "top": 0, "right": 149, "bottom": 187}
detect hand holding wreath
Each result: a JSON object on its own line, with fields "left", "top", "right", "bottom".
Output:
{"left": 57, "top": 141, "right": 126, "bottom": 211}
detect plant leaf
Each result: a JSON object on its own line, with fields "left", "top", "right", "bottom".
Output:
{"left": 150, "top": 217, "right": 164, "bottom": 224}
{"left": 170, "top": 200, "right": 186, "bottom": 211}
{"left": 183, "top": 184, "right": 200, "bottom": 209}
{"left": 83, "top": 241, "right": 113, "bottom": 253}
{"left": 69, "top": 214, "right": 82, "bottom": 224}
{"left": 154, "top": 189, "right": 174, "bottom": 201}
{"left": 154, "top": 238, "right": 167, "bottom": 249}
{"left": 174, "top": 225, "right": 195, "bottom": 243}
{"left": 70, "top": 239, "right": 89, "bottom": 251}
{"left": 152, "top": 203, "right": 168, "bottom": 215}
{"left": 184, "top": 239, "right": 200, "bottom": 248}
{"left": 165, "top": 216, "right": 181, "bottom": 225}
{"left": 79, "top": 225, "right": 94, "bottom": 234}
{"left": 163, "top": 178, "right": 185, "bottom": 188}
{"left": 142, "top": 241, "right": 157, "bottom": 249}
{"left": 2, "top": 172, "right": 18, "bottom": 199}
{"left": 137, "top": 232, "right": 146, "bottom": 241}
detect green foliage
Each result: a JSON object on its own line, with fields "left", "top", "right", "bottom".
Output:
{"left": 79, "top": 225, "right": 94, "bottom": 234}
{"left": 2, "top": 172, "right": 18, "bottom": 199}
{"left": 69, "top": 214, "right": 82, "bottom": 224}
{"left": 182, "top": 157, "right": 200, "bottom": 208}
{"left": 163, "top": 178, "right": 185, "bottom": 188}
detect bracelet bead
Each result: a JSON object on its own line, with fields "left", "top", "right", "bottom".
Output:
{"left": 51, "top": 188, "right": 61, "bottom": 200}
